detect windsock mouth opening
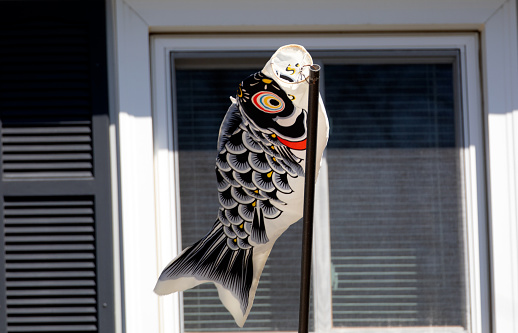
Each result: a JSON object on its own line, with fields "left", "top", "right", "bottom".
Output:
{"left": 268, "top": 44, "right": 313, "bottom": 84}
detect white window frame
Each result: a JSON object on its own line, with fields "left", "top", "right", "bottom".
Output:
{"left": 150, "top": 33, "right": 486, "bottom": 333}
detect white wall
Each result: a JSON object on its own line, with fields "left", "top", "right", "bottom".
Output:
{"left": 124, "top": 0, "right": 505, "bottom": 31}
{"left": 108, "top": 0, "right": 518, "bottom": 332}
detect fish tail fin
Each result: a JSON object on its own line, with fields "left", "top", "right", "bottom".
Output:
{"left": 154, "top": 224, "right": 255, "bottom": 326}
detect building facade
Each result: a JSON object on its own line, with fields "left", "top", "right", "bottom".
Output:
{"left": 1, "top": 0, "right": 518, "bottom": 333}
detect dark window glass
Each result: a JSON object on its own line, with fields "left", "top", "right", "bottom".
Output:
{"left": 325, "top": 64, "right": 466, "bottom": 328}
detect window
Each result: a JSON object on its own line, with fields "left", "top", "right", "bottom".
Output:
{"left": 152, "top": 35, "right": 486, "bottom": 333}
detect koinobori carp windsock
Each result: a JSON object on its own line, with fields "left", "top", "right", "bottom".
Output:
{"left": 154, "top": 44, "right": 329, "bottom": 327}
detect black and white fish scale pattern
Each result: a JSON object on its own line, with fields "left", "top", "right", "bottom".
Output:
{"left": 215, "top": 108, "right": 304, "bottom": 250}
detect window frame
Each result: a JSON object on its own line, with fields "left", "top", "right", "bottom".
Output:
{"left": 150, "top": 34, "right": 486, "bottom": 333}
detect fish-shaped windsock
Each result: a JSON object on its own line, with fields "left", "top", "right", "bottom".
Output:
{"left": 154, "top": 44, "right": 329, "bottom": 327}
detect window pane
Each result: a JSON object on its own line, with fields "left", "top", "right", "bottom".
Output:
{"left": 325, "top": 64, "right": 466, "bottom": 328}
{"left": 176, "top": 68, "right": 313, "bottom": 332}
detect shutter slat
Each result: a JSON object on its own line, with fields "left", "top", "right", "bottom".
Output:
{"left": 7, "top": 262, "right": 95, "bottom": 269}
{"left": 6, "top": 244, "right": 95, "bottom": 251}
{"left": 3, "top": 136, "right": 91, "bottom": 143}
{"left": 6, "top": 236, "right": 95, "bottom": 243}
{"left": 6, "top": 253, "right": 95, "bottom": 260}
{"left": 2, "top": 144, "right": 92, "bottom": 152}
{"left": 2, "top": 172, "right": 93, "bottom": 178}
{"left": 6, "top": 325, "right": 98, "bottom": 332}
{"left": 5, "top": 201, "right": 92, "bottom": 207}
{"left": 7, "top": 280, "right": 96, "bottom": 287}
{"left": 6, "top": 226, "right": 94, "bottom": 234}
{"left": 5, "top": 216, "right": 93, "bottom": 221}
{"left": 2, "top": 120, "right": 91, "bottom": 126}
{"left": 3, "top": 163, "right": 93, "bottom": 170}
{"left": 2, "top": 126, "right": 91, "bottom": 134}
{"left": 4, "top": 153, "right": 92, "bottom": 161}
{"left": 7, "top": 298, "right": 97, "bottom": 306}
{"left": 7, "top": 271, "right": 96, "bottom": 279}
{"left": 5, "top": 208, "right": 93, "bottom": 216}
{"left": 8, "top": 316, "right": 97, "bottom": 323}
{"left": 6, "top": 223, "right": 93, "bottom": 230}
{"left": 5, "top": 217, "right": 94, "bottom": 224}
{"left": 7, "top": 289, "right": 96, "bottom": 297}
{"left": 7, "top": 307, "right": 96, "bottom": 314}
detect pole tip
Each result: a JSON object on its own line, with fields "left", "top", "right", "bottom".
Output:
{"left": 309, "top": 64, "right": 320, "bottom": 84}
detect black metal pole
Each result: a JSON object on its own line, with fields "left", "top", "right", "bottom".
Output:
{"left": 298, "top": 64, "right": 321, "bottom": 333}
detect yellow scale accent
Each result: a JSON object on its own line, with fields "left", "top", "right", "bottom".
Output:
{"left": 239, "top": 223, "right": 244, "bottom": 229}
{"left": 252, "top": 201, "right": 257, "bottom": 207}
{"left": 273, "top": 157, "right": 277, "bottom": 162}
{"left": 271, "top": 145, "right": 275, "bottom": 150}
{"left": 267, "top": 171, "right": 273, "bottom": 178}
{"left": 233, "top": 238, "right": 237, "bottom": 243}
{"left": 262, "top": 79, "right": 272, "bottom": 84}
{"left": 271, "top": 134, "right": 277, "bottom": 138}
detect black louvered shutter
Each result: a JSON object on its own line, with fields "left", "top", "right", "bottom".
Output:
{"left": 0, "top": 1, "right": 114, "bottom": 333}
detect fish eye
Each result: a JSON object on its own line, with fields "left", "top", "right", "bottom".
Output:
{"left": 252, "top": 92, "right": 285, "bottom": 114}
